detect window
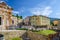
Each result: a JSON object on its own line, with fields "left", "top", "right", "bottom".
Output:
{"left": 12, "top": 20, "right": 14, "bottom": 24}
{"left": 0, "top": 17, "right": 1, "bottom": 25}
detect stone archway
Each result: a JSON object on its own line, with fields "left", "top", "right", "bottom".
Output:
{"left": 0, "top": 34, "right": 4, "bottom": 40}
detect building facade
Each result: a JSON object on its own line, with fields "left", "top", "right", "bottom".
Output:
{"left": 0, "top": 1, "right": 13, "bottom": 30}
{"left": 24, "top": 16, "right": 31, "bottom": 25}
{"left": 30, "top": 15, "right": 50, "bottom": 27}
{"left": 11, "top": 16, "right": 17, "bottom": 26}
{"left": 18, "top": 18, "right": 23, "bottom": 24}
{"left": 53, "top": 20, "right": 59, "bottom": 26}
{"left": 52, "top": 20, "right": 60, "bottom": 30}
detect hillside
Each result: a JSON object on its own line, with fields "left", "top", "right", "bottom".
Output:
{"left": 50, "top": 18, "right": 60, "bottom": 22}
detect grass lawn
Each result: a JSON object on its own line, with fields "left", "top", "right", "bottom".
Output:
{"left": 35, "top": 30, "right": 56, "bottom": 36}
{"left": 10, "top": 37, "right": 22, "bottom": 40}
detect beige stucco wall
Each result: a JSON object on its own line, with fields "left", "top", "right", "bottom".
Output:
{"left": 11, "top": 16, "right": 17, "bottom": 26}
{"left": 0, "top": 13, "right": 7, "bottom": 30}
{"left": 0, "top": 2, "right": 13, "bottom": 30}
{"left": 18, "top": 19, "right": 22, "bottom": 23}
{"left": 0, "top": 11, "right": 12, "bottom": 30}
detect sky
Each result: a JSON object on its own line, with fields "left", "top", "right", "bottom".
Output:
{"left": 1, "top": 0, "right": 60, "bottom": 19}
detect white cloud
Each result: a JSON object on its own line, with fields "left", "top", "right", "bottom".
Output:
{"left": 12, "top": 9, "right": 24, "bottom": 14}
{"left": 42, "top": 6, "right": 52, "bottom": 16}
{"left": 12, "top": 11, "right": 19, "bottom": 14}
{"left": 30, "top": 6, "right": 52, "bottom": 16}
{"left": 23, "top": 16, "right": 27, "bottom": 19}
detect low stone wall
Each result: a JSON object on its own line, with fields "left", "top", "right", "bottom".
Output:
{"left": 27, "top": 31, "right": 59, "bottom": 40}
{"left": 0, "top": 30, "right": 26, "bottom": 40}
{"left": 27, "top": 31, "right": 48, "bottom": 40}
{"left": 48, "top": 33, "right": 60, "bottom": 40}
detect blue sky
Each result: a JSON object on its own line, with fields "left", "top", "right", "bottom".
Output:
{"left": 1, "top": 0, "right": 60, "bottom": 18}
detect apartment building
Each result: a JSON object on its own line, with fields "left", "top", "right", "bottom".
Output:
{"left": 30, "top": 15, "right": 50, "bottom": 27}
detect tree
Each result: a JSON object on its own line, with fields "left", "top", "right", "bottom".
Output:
{"left": 16, "top": 14, "right": 18, "bottom": 18}
{"left": 20, "top": 16, "right": 22, "bottom": 19}
{"left": 50, "top": 21, "right": 54, "bottom": 26}
{"left": 12, "top": 14, "right": 15, "bottom": 16}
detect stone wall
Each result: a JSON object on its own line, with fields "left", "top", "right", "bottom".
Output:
{"left": 27, "top": 31, "right": 59, "bottom": 40}
{"left": 0, "top": 30, "right": 26, "bottom": 40}
{"left": 27, "top": 31, "right": 48, "bottom": 40}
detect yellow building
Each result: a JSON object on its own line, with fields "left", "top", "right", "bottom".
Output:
{"left": 53, "top": 20, "right": 58, "bottom": 25}
{"left": 30, "top": 15, "right": 50, "bottom": 27}
{"left": 53, "top": 20, "right": 59, "bottom": 26}
{"left": 0, "top": 1, "right": 13, "bottom": 30}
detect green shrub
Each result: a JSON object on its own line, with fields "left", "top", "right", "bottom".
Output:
{"left": 16, "top": 28, "right": 28, "bottom": 30}
{"left": 32, "top": 30, "right": 39, "bottom": 32}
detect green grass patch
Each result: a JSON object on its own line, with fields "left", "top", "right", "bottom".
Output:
{"left": 10, "top": 37, "right": 22, "bottom": 40}
{"left": 35, "top": 30, "right": 56, "bottom": 36}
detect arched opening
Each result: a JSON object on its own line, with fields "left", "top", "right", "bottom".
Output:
{"left": 0, "top": 34, "right": 4, "bottom": 40}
